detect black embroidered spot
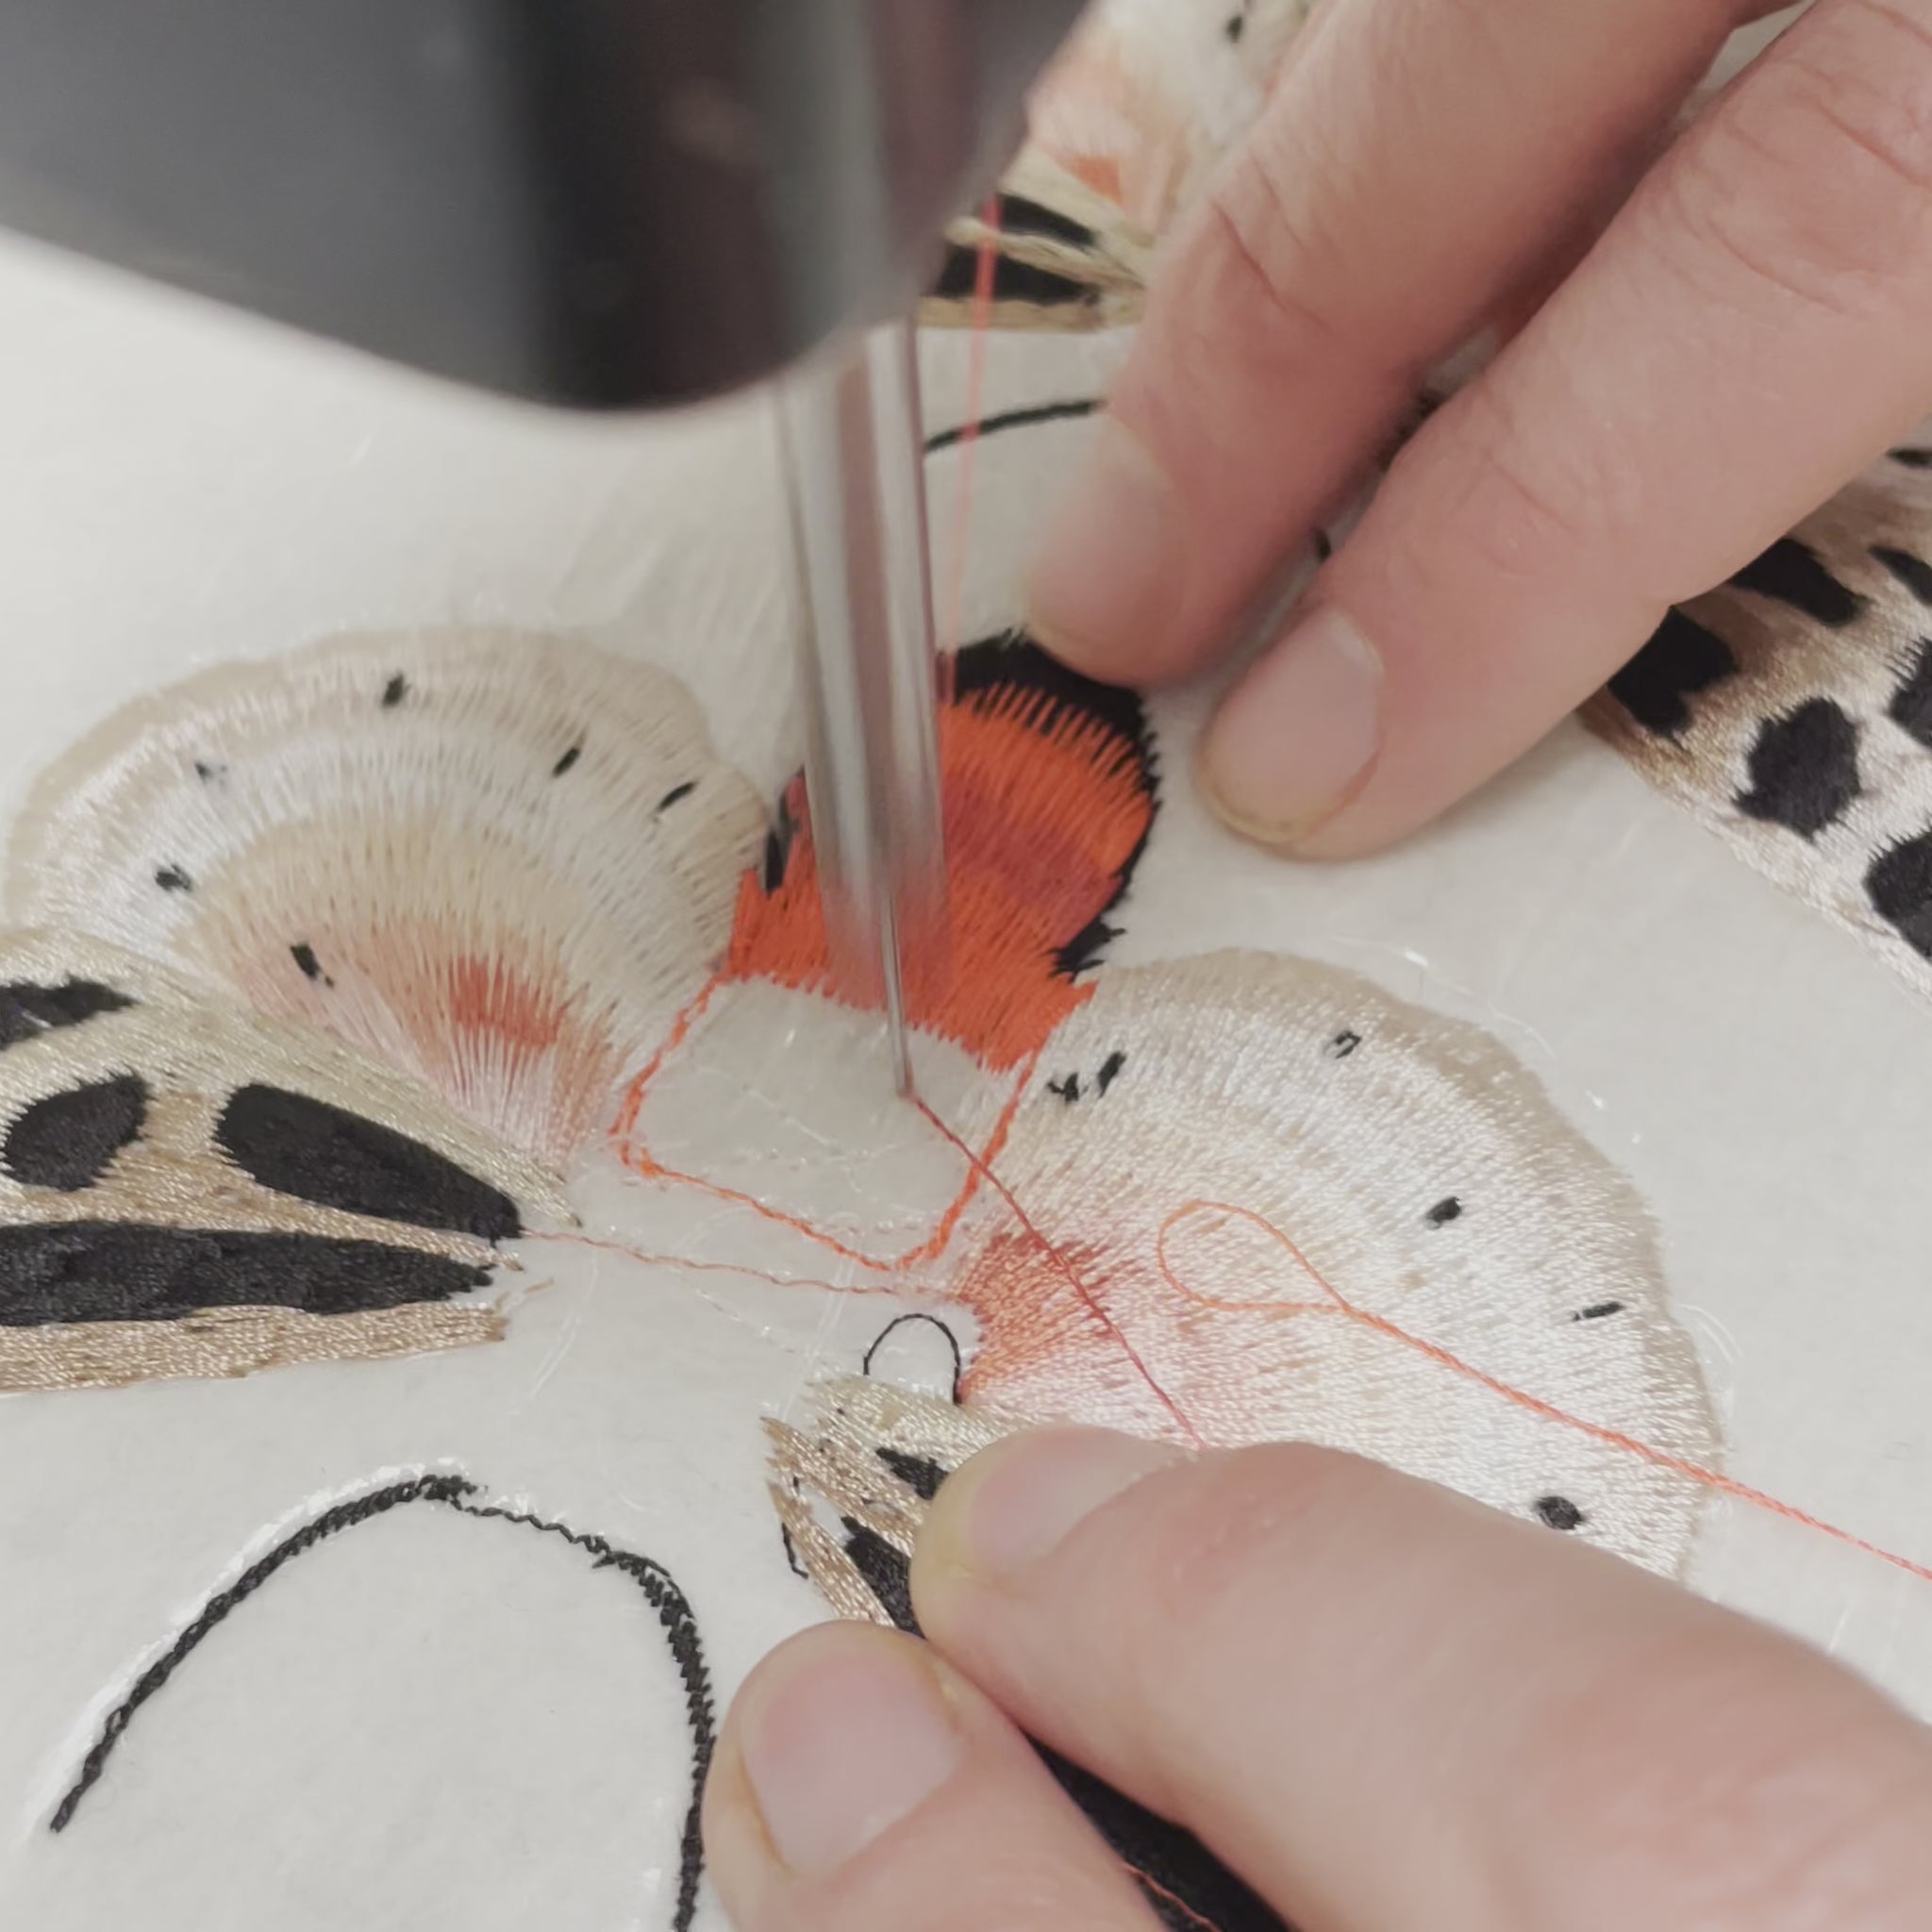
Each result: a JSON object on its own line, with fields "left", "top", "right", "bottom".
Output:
{"left": 875, "top": 1448, "right": 948, "bottom": 1502}
{"left": 1328, "top": 1028, "right": 1362, "bottom": 1058}
{"left": 1224, "top": 10, "right": 1245, "bottom": 41}
{"left": 1867, "top": 831, "right": 1932, "bottom": 958}
{"left": 1095, "top": 1050, "right": 1127, "bottom": 1095}
{"left": 1874, "top": 545, "right": 1932, "bottom": 608}
{"left": 1425, "top": 1196, "right": 1462, "bottom": 1226}
{"left": 192, "top": 758, "right": 225, "bottom": 783}
{"left": 928, "top": 248, "right": 1089, "bottom": 311}
{"left": 995, "top": 192, "right": 1097, "bottom": 251}
{"left": 0, "top": 1224, "right": 491, "bottom": 1325}
{"left": 380, "top": 673, "right": 409, "bottom": 708}
{"left": 0, "top": 978, "right": 134, "bottom": 1049}
{"left": 1533, "top": 1494, "right": 1586, "bottom": 1533}
{"left": 1041, "top": 1745, "right": 1288, "bottom": 1932}
{"left": 1891, "top": 447, "right": 1932, "bottom": 469}
{"left": 657, "top": 778, "right": 697, "bottom": 811}
{"left": 1735, "top": 699, "right": 1860, "bottom": 839}
{"left": 215, "top": 1084, "right": 521, "bottom": 1241}
{"left": 1573, "top": 1300, "right": 1624, "bottom": 1322}
{"left": 842, "top": 1519, "right": 918, "bottom": 1630}
{"left": 1607, "top": 609, "right": 1738, "bottom": 737}
{"left": 1890, "top": 640, "right": 1932, "bottom": 750}
{"left": 289, "top": 941, "right": 331, "bottom": 986}
{"left": 1729, "top": 538, "right": 1864, "bottom": 627}
{"left": 958, "top": 640, "right": 1157, "bottom": 977}
{"left": 154, "top": 864, "right": 193, "bottom": 892}
{"left": 761, "top": 791, "right": 801, "bottom": 891}
{"left": 1313, "top": 526, "right": 1334, "bottom": 562}
{"left": 5, "top": 1074, "right": 148, "bottom": 1192}
{"left": 551, "top": 742, "right": 582, "bottom": 777}
{"left": 1048, "top": 1074, "right": 1081, "bottom": 1103}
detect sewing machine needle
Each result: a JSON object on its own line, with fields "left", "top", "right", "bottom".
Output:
{"left": 780, "top": 318, "right": 948, "bottom": 1100}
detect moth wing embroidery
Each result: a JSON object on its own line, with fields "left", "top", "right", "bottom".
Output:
{"left": 0, "top": 931, "right": 560, "bottom": 1391}
{"left": 8, "top": 629, "right": 768, "bottom": 1167}
{"left": 938, "top": 950, "right": 1718, "bottom": 1578}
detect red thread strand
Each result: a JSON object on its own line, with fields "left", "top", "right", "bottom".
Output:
{"left": 1156, "top": 1201, "right": 1932, "bottom": 1589}
{"left": 919, "top": 1096, "right": 1205, "bottom": 1449}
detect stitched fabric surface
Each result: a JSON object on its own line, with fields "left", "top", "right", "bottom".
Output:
{"left": 1, "top": 6, "right": 1928, "bottom": 1930}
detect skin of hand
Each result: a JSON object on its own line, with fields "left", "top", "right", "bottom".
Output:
{"left": 702, "top": 1429, "right": 1932, "bottom": 1930}
{"left": 1021, "top": 0, "right": 1932, "bottom": 857}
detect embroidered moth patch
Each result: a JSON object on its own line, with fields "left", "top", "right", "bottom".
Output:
{"left": 1591, "top": 447, "right": 1932, "bottom": 1010}
{"left": 10, "top": 628, "right": 767, "bottom": 1169}
{"left": 0, "top": 934, "right": 558, "bottom": 1391}
{"left": 769, "top": 1377, "right": 1291, "bottom": 1932}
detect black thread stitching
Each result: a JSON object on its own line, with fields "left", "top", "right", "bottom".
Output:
{"left": 1888, "top": 639, "right": 1932, "bottom": 749}
{"left": 49, "top": 1474, "right": 716, "bottom": 1932}
{"left": 551, "top": 743, "right": 583, "bottom": 777}
{"left": 1533, "top": 1494, "right": 1586, "bottom": 1533}
{"left": 874, "top": 1448, "right": 947, "bottom": 1502}
{"left": 1327, "top": 1029, "right": 1361, "bottom": 1059}
{"left": 924, "top": 398, "right": 1101, "bottom": 455}
{"left": 860, "top": 1312, "right": 964, "bottom": 1404}
{"left": 839, "top": 1516, "right": 1291, "bottom": 1932}
{"left": 215, "top": 1083, "right": 521, "bottom": 1241}
{"left": 154, "top": 864, "right": 193, "bottom": 893}
{"left": 1890, "top": 447, "right": 1932, "bottom": 469}
{"left": 1094, "top": 1050, "right": 1126, "bottom": 1095}
{"left": 289, "top": 942, "right": 333, "bottom": 988}
{"left": 1573, "top": 1301, "right": 1624, "bottom": 1322}
{"left": 1607, "top": 609, "right": 1739, "bottom": 738}
{"left": 930, "top": 250, "right": 1092, "bottom": 308}
{"left": 1048, "top": 1074, "right": 1082, "bottom": 1103}
{"left": 380, "top": 674, "right": 409, "bottom": 708}
{"left": 5, "top": 1073, "right": 148, "bottom": 1192}
{"left": 0, "top": 1224, "right": 492, "bottom": 1325}
{"left": 1425, "top": 1196, "right": 1462, "bottom": 1226}
{"left": 0, "top": 979, "right": 135, "bottom": 1050}
{"left": 1874, "top": 545, "right": 1932, "bottom": 608}
{"left": 657, "top": 780, "right": 697, "bottom": 812}
{"left": 1867, "top": 829, "right": 1932, "bottom": 959}
{"left": 1727, "top": 539, "right": 1864, "bottom": 628}
{"left": 1734, "top": 698, "right": 1860, "bottom": 840}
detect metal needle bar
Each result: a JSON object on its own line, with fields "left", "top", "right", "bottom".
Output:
{"left": 779, "top": 318, "right": 949, "bottom": 1097}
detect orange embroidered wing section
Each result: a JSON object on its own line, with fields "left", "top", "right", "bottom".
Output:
{"left": 724, "top": 639, "right": 1156, "bottom": 1072}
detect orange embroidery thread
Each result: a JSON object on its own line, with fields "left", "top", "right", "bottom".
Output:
{"left": 1156, "top": 1201, "right": 1932, "bottom": 1588}
{"left": 921, "top": 1096, "right": 1204, "bottom": 1448}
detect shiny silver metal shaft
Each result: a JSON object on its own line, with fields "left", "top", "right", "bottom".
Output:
{"left": 779, "top": 319, "right": 948, "bottom": 1096}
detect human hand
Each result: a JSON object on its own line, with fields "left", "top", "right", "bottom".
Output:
{"left": 703, "top": 1429, "right": 1932, "bottom": 1929}
{"left": 1024, "top": 0, "right": 1932, "bottom": 856}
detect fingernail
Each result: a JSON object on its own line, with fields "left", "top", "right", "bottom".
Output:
{"left": 740, "top": 1637, "right": 963, "bottom": 1875}
{"left": 1027, "top": 419, "right": 1183, "bottom": 668}
{"left": 927, "top": 1428, "right": 1187, "bottom": 1585}
{"left": 1200, "top": 606, "right": 1383, "bottom": 846}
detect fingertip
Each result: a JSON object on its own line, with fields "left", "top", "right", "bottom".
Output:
{"left": 1197, "top": 604, "right": 1386, "bottom": 852}
{"left": 1024, "top": 417, "right": 1191, "bottom": 683}
{"left": 912, "top": 1427, "right": 1190, "bottom": 1632}
{"left": 704, "top": 1624, "right": 965, "bottom": 1916}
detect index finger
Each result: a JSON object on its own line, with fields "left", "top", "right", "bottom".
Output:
{"left": 911, "top": 1431, "right": 1932, "bottom": 1931}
